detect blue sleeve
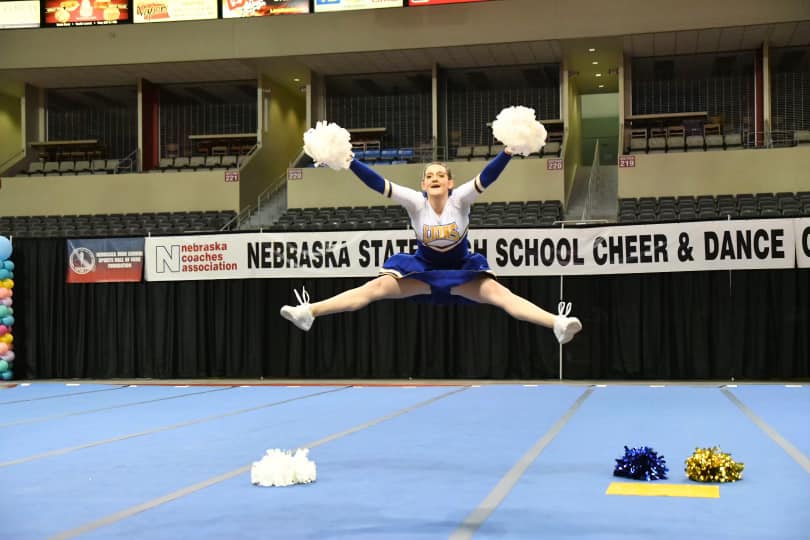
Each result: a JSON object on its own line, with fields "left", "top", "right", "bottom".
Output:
{"left": 479, "top": 150, "right": 512, "bottom": 188}
{"left": 349, "top": 159, "right": 386, "bottom": 194}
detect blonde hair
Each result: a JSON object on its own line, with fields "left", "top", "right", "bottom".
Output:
{"left": 422, "top": 162, "right": 453, "bottom": 180}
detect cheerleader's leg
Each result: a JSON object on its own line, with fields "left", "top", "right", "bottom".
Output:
{"left": 310, "top": 275, "right": 429, "bottom": 317}
{"left": 451, "top": 276, "right": 582, "bottom": 343}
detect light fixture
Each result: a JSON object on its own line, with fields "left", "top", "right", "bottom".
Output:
{"left": 588, "top": 48, "right": 596, "bottom": 52}
{"left": 598, "top": 84, "right": 604, "bottom": 88}
{"left": 592, "top": 61, "right": 599, "bottom": 65}
{"left": 293, "top": 77, "right": 301, "bottom": 82}
{"left": 595, "top": 73, "right": 602, "bottom": 77}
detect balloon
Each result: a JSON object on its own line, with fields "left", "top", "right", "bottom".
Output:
{"left": 2, "top": 279, "right": 12, "bottom": 289}
{"left": 1, "top": 371, "right": 11, "bottom": 381}
{"left": 0, "top": 343, "right": 7, "bottom": 355}
{"left": 0, "top": 334, "right": 12, "bottom": 344}
{"left": 0, "top": 325, "right": 6, "bottom": 336}
{"left": 0, "top": 360, "right": 7, "bottom": 372}
{"left": 1, "top": 316, "right": 13, "bottom": 326}
{"left": 2, "top": 260, "right": 13, "bottom": 271}
{"left": 0, "top": 288, "right": 8, "bottom": 299}
{"left": 3, "top": 351, "right": 15, "bottom": 362}
{"left": 0, "top": 237, "right": 11, "bottom": 261}
{"left": 0, "top": 306, "right": 8, "bottom": 318}
{"left": 0, "top": 298, "right": 10, "bottom": 306}
{"left": 0, "top": 270, "right": 8, "bottom": 280}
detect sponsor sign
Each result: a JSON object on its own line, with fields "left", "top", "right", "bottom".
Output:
{"left": 546, "top": 158, "right": 563, "bottom": 170}
{"left": 408, "top": 0, "right": 489, "bottom": 5}
{"left": 0, "top": 1, "right": 40, "bottom": 29}
{"left": 43, "top": 0, "right": 130, "bottom": 26}
{"left": 67, "top": 237, "right": 144, "bottom": 283}
{"left": 313, "top": 0, "right": 401, "bottom": 13}
{"left": 222, "top": 0, "right": 307, "bottom": 17}
{"left": 134, "top": 0, "right": 217, "bottom": 22}
{"left": 144, "top": 219, "right": 804, "bottom": 281}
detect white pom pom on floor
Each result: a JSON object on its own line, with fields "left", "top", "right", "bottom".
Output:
{"left": 303, "top": 121, "right": 353, "bottom": 170}
{"left": 251, "top": 448, "right": 317, "bottom": 487}
{"left": 491, "top": 106, "right": 548, "bottom": 157}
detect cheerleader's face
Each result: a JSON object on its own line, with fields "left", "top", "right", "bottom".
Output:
{"left": 422, "top": 164, "right": 453, "bottom": 196}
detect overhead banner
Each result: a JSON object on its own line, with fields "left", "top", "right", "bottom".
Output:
{"left": 313, "top": 0, "right": 401, "bottom": 13}
{"left": 67, "top": 238, "right": 144, "bottom": 283}
{"left": 408, "top": 0, "right": 490, "bottom": 5}
{"left": 134, "top": 0, "right": 217, "bottom": 22}
{"left": 0, "top": 1, "right": 41, "bottom": 29}
{"left": 144, "top": 219, "right": 806, "bottom": 281}
{"left": 222, "top": 0, "right": 308, "bottom": 17}
{"left": 43, "top": 0, "right": 130, "bottom": 26}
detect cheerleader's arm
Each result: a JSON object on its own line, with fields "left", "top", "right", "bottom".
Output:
{"left": 455, "top": 150, "right": 513, "bottom": 206}
{"left": 349, "top": 159, "right": 423, "bottom": 213}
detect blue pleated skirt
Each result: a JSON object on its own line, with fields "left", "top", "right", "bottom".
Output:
{"left": 379, "top": 251, "right": 495, "bottom": 305}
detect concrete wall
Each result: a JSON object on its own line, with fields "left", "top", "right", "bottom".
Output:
{"left": 0, "top": 92, "right": 23, "bottom": 173}
{"left": 0, "top": 171, "right": 239, "bottom": 217}
{"left": 239, "top": 76, "right": 307, "bottom": 210}
{"left": 2, "top": 0, "right": 805, "bottom": 70}
{"left": 563, "top": 76, "right": 582, "bottom": 204}
{"left": 288, "top": 158, "right": 565, "bottom": 209}
{"left": 618, "top": 147, "right": 810, "bottom": 198}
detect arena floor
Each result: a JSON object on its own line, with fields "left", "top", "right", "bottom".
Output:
{"left": 1, "top": 380, "right": 808, "bottom": 539}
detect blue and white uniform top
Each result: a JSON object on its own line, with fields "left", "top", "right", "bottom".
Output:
{"left": 387, "top": 175, "right": 483, "bottom": 265}
{"left": 349, "top": 151, "right": 511, "bottom": 270}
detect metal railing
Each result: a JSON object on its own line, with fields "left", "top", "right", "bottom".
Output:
{"left": 581, "top": 139, "right": 601, "bottom": 221}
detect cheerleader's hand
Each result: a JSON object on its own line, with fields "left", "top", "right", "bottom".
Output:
{"left": 492, "top": 106, "right": 547, "bottom": 157}
{"left": 303, "top": 121, "right": 354, "bottom": 170}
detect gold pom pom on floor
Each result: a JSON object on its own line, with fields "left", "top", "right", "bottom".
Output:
{"left": 685, "top": 446, "right": 744, "bottom": 483}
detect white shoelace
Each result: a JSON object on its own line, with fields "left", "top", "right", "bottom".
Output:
{"left": 293, "top": 286, "right": 310, "bottom": 306}
{"left": 557, "top": 301, "right": 572, "bottom": 317}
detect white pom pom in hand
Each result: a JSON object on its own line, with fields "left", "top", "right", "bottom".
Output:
{"left": 303, "top": 121, "right": 353, "bottom": 170}
{"left": 251, "top": 448, "right": 317, "bottom": 487}
{"left": 491, "top": 106, "right": 548, "bottom": 157}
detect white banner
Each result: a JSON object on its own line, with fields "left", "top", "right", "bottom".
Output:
{"left": 795, "top": 218, "right": 810, "bottom": 269}
{"left": 144, "top": 219, "right": 803, "bottom": 281}
{"left": 0, "top": 1, "right": 40, "bottom": 29}
{"left": 313, "top": 0, "right": 401, "bottom": 12}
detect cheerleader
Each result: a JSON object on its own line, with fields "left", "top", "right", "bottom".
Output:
{"left": 281, "top": 107, "right": 581, "bottom": 344}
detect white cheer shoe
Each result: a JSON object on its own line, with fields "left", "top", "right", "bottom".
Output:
{"left": 280, "top": 287, "right": 315, "bottom": 331}
{"left": 554, "top": 301, "right": 582, "bottom": 344}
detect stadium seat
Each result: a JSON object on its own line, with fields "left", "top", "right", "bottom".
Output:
{"left": 454, "top": 146, "right": 472, "bottom": 160}
{"left": 794, "top": 130, "right": 810, "bottom": 145}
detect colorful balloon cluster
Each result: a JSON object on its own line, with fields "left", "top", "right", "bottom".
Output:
{"left": 0, "top": 236, "right": 14, "bottom": 381}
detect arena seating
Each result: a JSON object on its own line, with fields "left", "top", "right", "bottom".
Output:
{"left": 267, "top": 200, "right": 564, "bottom": 231}
{"left": 0, "top": 210, "right": 236, "bottom": 238}
{"left": 618, "top": 192, "right": 810, "bottom": 223}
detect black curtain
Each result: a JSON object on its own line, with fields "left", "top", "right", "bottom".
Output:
{"left": 12, "top": 238, "right": 810, "bottom": 380}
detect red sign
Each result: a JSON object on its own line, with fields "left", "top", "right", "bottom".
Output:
{"left": 546, "top": 158, "right": 563, "bottom": 171}
{"left": 66, "top": 238, "right": 144, "bottom": 283}
{"left": 44, "top": 0, "right": 130, "bottom": 26}
{"left": 619, "top": 155, "right": 636, "bottom": 168}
